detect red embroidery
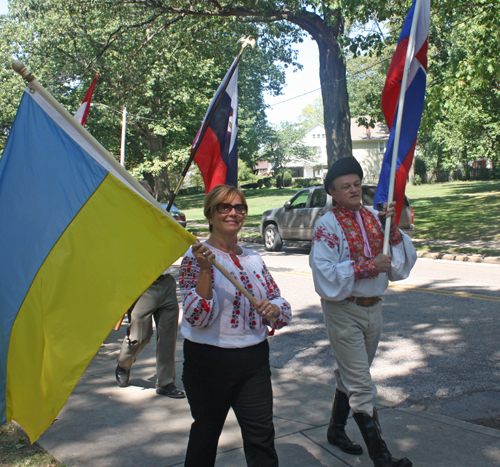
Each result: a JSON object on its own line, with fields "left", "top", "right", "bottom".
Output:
{"left": 312, "top": 225, "right": 339, "bottom": 249}
{"left": 333, "top": 206, "right": 384, "bottom": 280}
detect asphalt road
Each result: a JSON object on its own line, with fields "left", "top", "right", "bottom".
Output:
{"left": 234, "top": 242, "right": 500, "bottom": 428}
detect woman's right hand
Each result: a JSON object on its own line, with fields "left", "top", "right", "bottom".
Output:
{"left": 192, "top": 242, "right": 215, "bottom": 270}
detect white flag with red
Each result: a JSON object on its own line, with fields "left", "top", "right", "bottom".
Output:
{"left": 74, "top": 73, "right": 99, "bottom": 126}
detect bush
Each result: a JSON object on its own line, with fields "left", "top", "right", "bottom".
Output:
{"left": 293, "top": 177, "right": 318, "bottom": 188}
{"left": 414, "top": 158, "right": 427, "bottom": 183}
{"left": 412, "top": 174, "right": 422, "bottom": 185}
{"left": 257, "top": 177, "right": 273, "bottom": 188}
{"left": 240, "top": 182, "right": 259, "bottom": 189}
{"left": 275, "top": 171, "right": 293, "bottom": 187}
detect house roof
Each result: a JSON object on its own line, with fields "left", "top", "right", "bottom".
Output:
{"left": 306, "top": 119, "right": 389, "bottom": 141}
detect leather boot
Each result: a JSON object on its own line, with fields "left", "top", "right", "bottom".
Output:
{"left": 327, "top": 389, "right": 363, "bottom": 455}
{"left": 353, "top": 409, "right": 412, "bottom": 467}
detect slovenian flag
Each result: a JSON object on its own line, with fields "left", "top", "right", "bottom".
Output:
{"left": 374, "top": 0, "right": 430, "bottom": 224}
{"left": 0, "top": 85, "right": 196, "bottom": 442}
{"left": 73, "top": 73, "right": 98, "bottom": 126}
{"left": 193, "top": 59, "right": 238, "bottom": 194}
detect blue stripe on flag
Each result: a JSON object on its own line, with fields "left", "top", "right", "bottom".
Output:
{"left": 0, "top": 91, "right": 107, "bottom": 424}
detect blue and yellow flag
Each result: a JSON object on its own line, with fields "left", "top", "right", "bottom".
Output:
{"left": 0, "top": 85, "right": 196, "bottom": 442}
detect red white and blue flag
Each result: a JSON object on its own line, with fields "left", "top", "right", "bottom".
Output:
{"left": 74, "top": 73, "right": 98, "bottom": 126}
{"left": 193, "top": 59, "right": 238, "bottom": 194}
{"left": 374, "top": 0, "right": 430, "bottom": 224}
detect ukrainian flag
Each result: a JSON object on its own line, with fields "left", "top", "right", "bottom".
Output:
{"left": 0, "top": 85, "right": 196, "bottom": 442}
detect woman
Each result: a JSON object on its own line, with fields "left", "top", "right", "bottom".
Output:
{"left": 179, "top": 184, "right": 292, "bottom": 467}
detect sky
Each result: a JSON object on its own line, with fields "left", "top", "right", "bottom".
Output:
{"left": 0, "top": 0, "right": 321, "bottom": 125}
{"left": 264, "top": 37, "right": 321, "bottom": 126}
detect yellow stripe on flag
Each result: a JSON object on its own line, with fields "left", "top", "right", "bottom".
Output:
{"left": 6, "top": 173, "right": 195, "bottom": 441}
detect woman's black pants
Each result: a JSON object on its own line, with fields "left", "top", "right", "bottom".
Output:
{"left": 183, "top": 339, "right": 278, "bottom": 467}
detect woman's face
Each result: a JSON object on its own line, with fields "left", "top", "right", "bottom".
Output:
{"left": 208, "top": 194, "right": 246, "bottom": 236}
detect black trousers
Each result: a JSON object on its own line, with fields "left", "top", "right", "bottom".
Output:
{"left": 183, "top": 339, "right": 278, "bottom": 467}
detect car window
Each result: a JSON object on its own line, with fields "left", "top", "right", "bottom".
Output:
{"left": 310, "top": 188, "right": 327, "bottom": 208}
{"left": 289, "top": 190, "right": 310, "bottom": 209}
{"left": 362, "top": 186, "right": 376, "bottom": 206}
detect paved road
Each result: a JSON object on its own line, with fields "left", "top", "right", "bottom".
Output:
{"left": 218, "top": 243, "right": 500, "bottom": 427}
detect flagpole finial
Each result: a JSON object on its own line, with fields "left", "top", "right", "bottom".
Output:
{"left": 13, "top": 61, "right": 35, "bottom": 83}
{"left": 238, "top": 36, "right": 256, "bottom": 54}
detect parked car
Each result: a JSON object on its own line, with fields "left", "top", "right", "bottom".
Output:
{"left": 160, "top": 203, "right": 187, "bottom": 228}
{"left": 260, "top": 185, "right": 415, "bottom": 252}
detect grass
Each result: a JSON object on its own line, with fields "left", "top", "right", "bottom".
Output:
{"left": 0, "top": 422, "right": 68, "bottom": 467}
{"left": 406, "top": 180, "right": 500, "bottom": 242}
{"left": 179, "top": 181, "right": 500, "bottom": 255}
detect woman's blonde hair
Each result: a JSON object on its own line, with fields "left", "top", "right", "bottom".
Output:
{"left": 204, "top": 185, "right": 248, "bottom": 232}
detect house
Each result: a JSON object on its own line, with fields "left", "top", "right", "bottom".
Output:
{"left": 253, "top": 160, "right": 273, "bottom": 176}
{"left": 297, "top": 120, "right": 390, "bottom": 183}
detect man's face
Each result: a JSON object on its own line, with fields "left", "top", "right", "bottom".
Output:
{"left": 329, "top": 174, "right": 362, "bottom": 211}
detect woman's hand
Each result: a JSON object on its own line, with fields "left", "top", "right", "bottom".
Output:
{"left": 192, "top": 242, "right": 215, "bottom": 270}
{"left": 255, "top": 299, "right": 280, "bottom": 321}
{"left": 378, "top": 201, "right": 397, "bottom": 227}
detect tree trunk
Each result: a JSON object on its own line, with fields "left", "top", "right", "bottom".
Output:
{"left": 290, "top": 11, "right": 352, "bottom": 167}
{"left": 143, "top": 126, "right": 172, "bottom": 202}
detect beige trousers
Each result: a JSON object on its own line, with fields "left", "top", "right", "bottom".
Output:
{"left": 321, "top": 298, "right": 383, "bottom": 416}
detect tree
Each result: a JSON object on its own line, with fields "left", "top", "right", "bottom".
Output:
{"left": 3, "top": 0, "right": 297, "bottom": 198}
{"left": 260, "top": 121, "right": 319, "bottom": 187}
{"left": 80, "top": 0, "right": 399, "bottom": 166}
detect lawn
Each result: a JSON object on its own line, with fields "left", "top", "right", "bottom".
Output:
{"left": 0, "top": 422, "right": 68, "bottom": 467}
{"left": 178, "top": 181, "right": 500, "bottom": 246}
{"left": 406, "top": 180, "right": 500, "bottom": 242}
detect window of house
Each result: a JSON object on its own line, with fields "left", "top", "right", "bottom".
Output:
{"left": 378, "top": 141, "right": 385, "bottom": 153}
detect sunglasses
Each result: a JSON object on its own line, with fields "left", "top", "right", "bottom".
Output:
{"left": 215, "top": 203, "right": 248, "bottom": 215}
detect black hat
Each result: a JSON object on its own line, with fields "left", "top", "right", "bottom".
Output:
{"left": 324, "top": 157, "right": 363, "bottom": 194}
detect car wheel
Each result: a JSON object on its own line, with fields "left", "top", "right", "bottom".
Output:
{"left": 264, "top": 224, "right": 283, "bottom": 252}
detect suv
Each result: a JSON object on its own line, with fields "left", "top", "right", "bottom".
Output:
{"left": 260, "top": 185, "right": 415, "bottom": 252}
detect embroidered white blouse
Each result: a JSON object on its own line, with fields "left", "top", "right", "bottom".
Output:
{"left": 309, "top": 208, "right": 417, "bottom": 301}
{"left": 179, "top": 244, "right": 292, "bottom": 348}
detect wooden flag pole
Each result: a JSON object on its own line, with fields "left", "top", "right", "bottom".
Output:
{"left": 211, "top": 257, "right": 276, "bottom": 324}
{"left": 382, "top": 0, "right": 423, "bottom": 255}
{"left": 166, "top": 36, "right": 256, "bottom": 212}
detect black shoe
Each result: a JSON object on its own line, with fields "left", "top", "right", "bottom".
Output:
{"left": 353, "top": 410, "right": 412, "bottom": 467}
{"left": 156, "top": 383, "right": 186, "bottom": 399}
{"left": 115, "top": 365, "right": 130, "bottom": 387}
{"left": 327, "top": 389, "right": 363, "bottom": 455}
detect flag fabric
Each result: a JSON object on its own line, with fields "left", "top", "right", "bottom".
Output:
{"left": 374, "top": 0, "right": 430, "bottom": 224}
{"left": 73, "top": 73, "right": 98, "bottom": 126}
{"left": 193, "top": 59, "right": 238, "bottom": 194}
{"left": 0, "top": 86, "right": 196, "bottom": 442}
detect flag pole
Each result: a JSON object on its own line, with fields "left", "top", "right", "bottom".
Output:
{"left": 166, "top": 36, "right": 256, "bottom": 211}
{"left": 383, "top": 0, "right": 423, "bottom": 254}
{"left": 120, "top": 106, "right": 127, "bottom": 167}
{"left": 12, "top": 61, "right": 168, "bottom": 215}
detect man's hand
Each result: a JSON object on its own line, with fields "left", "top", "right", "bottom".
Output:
{"left": 377, "top": 201, "right": 397, "bottom": 227}
{"left": 373, "top": 253, "right": 392, "bottom": 273}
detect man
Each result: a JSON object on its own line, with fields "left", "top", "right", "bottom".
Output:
{"left": 309, "top": 157, "right": 416, "bottom": 467}
{"left": 115, "top": 180, "right": 185, "bottom": 398}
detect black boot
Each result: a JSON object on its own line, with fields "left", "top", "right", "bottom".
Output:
{"left": 353, "top": 409, "right": 412, "bottom": 467}
{"left": 327, "top": 389, "right": 363, "bottom": 455}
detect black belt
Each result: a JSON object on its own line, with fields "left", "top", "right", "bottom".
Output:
{"left": 345, "top": 296, "right": 381, "bottom": 307}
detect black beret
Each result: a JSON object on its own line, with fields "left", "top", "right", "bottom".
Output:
{"left": 324, "top": 156, "right": 363, "bottom": 194}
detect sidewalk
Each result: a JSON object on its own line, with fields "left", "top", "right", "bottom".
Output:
{"left": 38, "top": 325, "right": 500, "bottom": 467}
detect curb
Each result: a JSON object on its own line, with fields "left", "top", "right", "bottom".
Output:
{"left": 417, "top": 251, "right": 500, "bottom": 264}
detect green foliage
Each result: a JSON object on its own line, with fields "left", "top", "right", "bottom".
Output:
{"left": 293, "top": 177, "right": 318, "bottom": 188}
{"left": 1, "top": 0, "right": 298, "bottom": 185}
{"left": 412, "top": 174, "right": 422, "bottom": 186}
